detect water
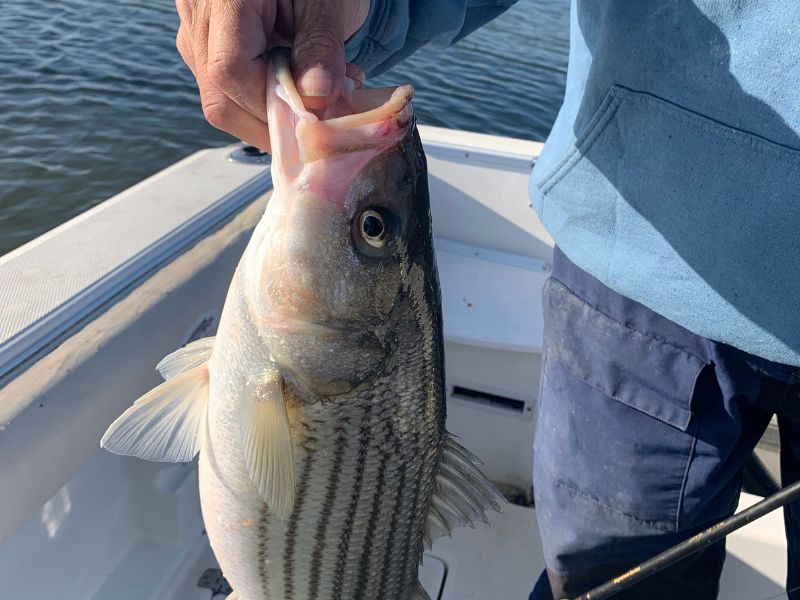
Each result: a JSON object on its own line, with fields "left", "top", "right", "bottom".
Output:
{"left": 0, "top": 0, "right": 569, "bottom": 256}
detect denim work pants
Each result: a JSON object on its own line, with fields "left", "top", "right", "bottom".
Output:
{"left": 530, "top": 248, "right": 800, "bottom": 600}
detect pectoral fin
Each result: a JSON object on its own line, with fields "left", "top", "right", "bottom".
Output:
{"left": 241, "top": 368, "right": 295, "bottom": 519}
{"left": 100, "top": 362, "right": 209, "bottom": 463}
{"left": 424, "top": 434, "right": 506, "bottom": 548}
{"left": 157, "top": 336, "right": 215, "bottom": 379}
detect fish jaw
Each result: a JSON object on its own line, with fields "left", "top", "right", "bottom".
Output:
{"left": 267, "top": 46, "right": 413, "bottom": 204}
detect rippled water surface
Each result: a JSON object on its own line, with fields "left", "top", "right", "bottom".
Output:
{"left": 0, "top": 0, "right": 569, "bottom": 255}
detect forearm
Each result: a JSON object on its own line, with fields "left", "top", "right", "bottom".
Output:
{"left": 345, "top": 0, "right": 518, "bottom": 76}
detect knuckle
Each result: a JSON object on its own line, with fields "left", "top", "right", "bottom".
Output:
{"left": 293, "top": 29, "right": 343, "bottom": 60}
{"left": 175, "top": 30, "right": 187, "bottom": 53}
{"left": 201, "top": 98, "right": 230, "bottom": 129}
{"left": 175, "top": 34, "right": 194, "bottom": 72}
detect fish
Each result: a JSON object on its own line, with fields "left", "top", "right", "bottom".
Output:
{"left": 100, "top": 47, "right": 504, "bottom": 600}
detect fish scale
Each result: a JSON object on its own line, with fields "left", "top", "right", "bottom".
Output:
{"left": 239, "top": 403, "right": 437, "bottom": 598}
{"left": 281, "top": 350, "right": 440, "bottom": 599}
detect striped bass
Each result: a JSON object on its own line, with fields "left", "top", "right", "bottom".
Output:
{"left": 101, "top": 48, "right": 503, "bottom": 600}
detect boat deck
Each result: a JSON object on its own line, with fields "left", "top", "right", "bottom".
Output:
{"left": 157, "top": 494, "right": 788, "bottom": 600}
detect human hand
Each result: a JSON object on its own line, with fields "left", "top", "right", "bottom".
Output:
{"left": 175, "top": 0, "right": 370, "bottom": 151}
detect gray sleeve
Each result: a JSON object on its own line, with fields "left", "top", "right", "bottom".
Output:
{"left": 345, "top": 0, "right": 519, "bottom": 76}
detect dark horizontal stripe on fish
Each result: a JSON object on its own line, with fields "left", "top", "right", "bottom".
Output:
{"left": 399, "top": 431, "right": 423, "bottom": 592}
{"left": 353, "top": 438, "right": 390, "bottom": 599}
{"left": 378, "top": 432, "right": 405, "bottom": 599}
{"left": 283, "top": 453, "right": 313, "bottom": 600}
{"left": 257, "top": 503, "right": 269, "bottom": 599}
{"left": 308, "top": 434, "right": 347, "bottom": 600}
{"left": 331, "top": 403, "right": 372, "bottom": 600}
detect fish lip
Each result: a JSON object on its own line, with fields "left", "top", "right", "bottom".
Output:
{"left": 268, "top": 47, "right": 414, "bottom": 163}
{"left": 269, "top": 46, "right": 414, "bottom": 130}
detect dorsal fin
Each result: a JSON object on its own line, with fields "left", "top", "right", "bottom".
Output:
{"left": 241, "top": 367, "right": 296, "bottom": 519}
{"left": 100, "top": 362, "right": 209, "bottom": 462}
{"left": 157, "top": 336, "right": 215, "bottom": 380}
{"left": 424, "top": 434, "right": 506, "bottom": 549}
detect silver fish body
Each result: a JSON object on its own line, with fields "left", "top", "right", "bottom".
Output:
{"left": 101, "top": 48, "right": 502, "bottom": 600}
{"left": 201, "top": 117, "right": 446, "bottom": 598}
{"left": 203, "top": 269, "right": 443, "bottom": 599}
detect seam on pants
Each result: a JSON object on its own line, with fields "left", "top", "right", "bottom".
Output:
{"left": 673, "top": 363, "right": 710, "bottom": 530}
{"left": 541, "top": 458, "right": 677, "bottom": 533}
{"left": 676, "top": 422, "right": 699, "bottom": 532}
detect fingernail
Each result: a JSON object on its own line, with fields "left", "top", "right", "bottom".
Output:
{"left": 297, "top": 67, "right": 334, "bottom": 97}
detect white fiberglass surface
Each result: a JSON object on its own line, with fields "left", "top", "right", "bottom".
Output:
{"left": 0, "top": 146, "right": 269, "bottom": 381}
{"left": 0, "top": 451, "right": 201, "bottom": 599}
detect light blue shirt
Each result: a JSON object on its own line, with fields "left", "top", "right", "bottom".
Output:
{"left": 346, "top": 0, "right": 800, "bottom": 366}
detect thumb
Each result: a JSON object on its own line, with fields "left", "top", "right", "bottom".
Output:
{"left": 291, "top": 1, "right": 346, "bottom": 108}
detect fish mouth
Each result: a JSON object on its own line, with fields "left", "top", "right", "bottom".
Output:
{"left": 268, "top": 47, "right": 414, "bottom": 164}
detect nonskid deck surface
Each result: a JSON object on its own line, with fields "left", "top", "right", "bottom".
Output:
{"left": 160, "top": 497, "right": 785, "bottom": 600}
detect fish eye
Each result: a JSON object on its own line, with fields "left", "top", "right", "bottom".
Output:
{"left": 358, "top": 209, "right": 388, "bottom": 248}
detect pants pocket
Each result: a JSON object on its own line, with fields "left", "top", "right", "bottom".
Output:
{"left": 534, "top": 277, "right": 709, "bottom": 531}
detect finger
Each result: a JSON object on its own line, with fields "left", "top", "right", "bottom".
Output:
{"left": 291, "top": 0, "right": 346, "bottom": 109}
{"left": 199, "top": 79, "right": 271, "bottom": 152}
{"left": 176, "top": 0, "right": 269, "bottom": 150}
{"left": 206, "top": 0, "right": 274, "bottom": 122}
{"left": 345, "top": 63, "right": 365, "bottom": 89}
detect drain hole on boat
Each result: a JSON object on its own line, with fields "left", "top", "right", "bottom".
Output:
{"left": 451, "top": 386, "right": 525, "bottom": 412}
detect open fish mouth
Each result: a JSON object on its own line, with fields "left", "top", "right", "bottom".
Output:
{"left": 267, "top": 47, "right": 414, "bottom": 172}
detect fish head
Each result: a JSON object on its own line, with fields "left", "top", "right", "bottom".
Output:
{"left": 244, "top": 49, "right": 434, "bottom": 397}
